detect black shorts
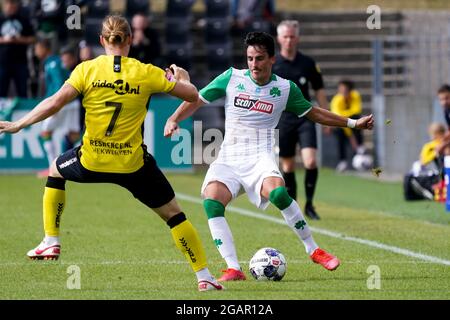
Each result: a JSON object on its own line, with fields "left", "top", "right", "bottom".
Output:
{"left": 56, "top": 146, "right": 175, "bottom": 208}
{"left": 277, "top": 112, "right": 317, "bottom": 157}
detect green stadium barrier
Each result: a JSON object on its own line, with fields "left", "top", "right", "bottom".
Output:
{"left": 0, "top": 96, "right": 192, "bottom": 172}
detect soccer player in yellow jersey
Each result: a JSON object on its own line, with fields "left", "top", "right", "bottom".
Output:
{"left": 0, "top": 15, "right": 223, "bottom": 292}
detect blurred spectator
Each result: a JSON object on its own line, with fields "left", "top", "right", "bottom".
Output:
{"left": 404, "top": 123, "right": 445, "bottom": 201}
{"left": 34, "top": 38, "right": 79, "bottom": 177}
{"left": 0, "top": 0, "right": 35, "bottom": 98}
{"left": 76, "top": 40, "right": 91, "bottom": 132}
{"left": 30, "top": 0, "right": 67, "bottom": 47}
{"left": 78, "top": 39, "right": 94, "bottom": 61}
{"left": 330, "top": 80, "right": 364, "bottom": 172}
{"left": 128, "top": 13, "right": 162, "bottom": 66}
{"left": 435, "top": 84, "right": 450, "bottom": 154}
{"left": 231, "top": 0, "right": 275, "bottom": 35}
{"left": 60, "top": 43, "right": 81, "bottom": 150}
{"left": 420, "top": 123, "right": 445, "bottom": 169}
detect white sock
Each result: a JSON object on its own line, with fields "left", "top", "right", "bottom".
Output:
{"left": 195, "top": 267, "right": 214, "bottom": 282}
{"left": 44, "top": 236, "right": 60, "bottom": 246}
{"left": 208, "top": 217, "right": 241, "bottom": 270}
{"left": 280, "top": 200, "right": 319, "bottom": 255}
{"left": 43, "top": 140, "right": 56, "bottom": 167}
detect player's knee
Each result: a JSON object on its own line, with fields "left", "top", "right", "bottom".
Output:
{"left": 269, "top": 186, "right": 293, "bottom": 211}
{"left": 303, "top": 158, "right": 317, "bottom": 169}
{"left": 203, "top": 198, "right": 225, "bottom": 219}
{"left": 281, "top": 157, "right": 296, "bottom": 172}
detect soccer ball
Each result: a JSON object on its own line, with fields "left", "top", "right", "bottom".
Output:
{"left": 249, "top": 247, "right": 287, "bottom": 281}
{"left": 352, "top": 154, "right": 373, "bottom": 171}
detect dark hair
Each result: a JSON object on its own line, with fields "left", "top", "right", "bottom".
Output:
{"left": 438, "top": 84, "right": 450, "bottom": 94}
{"left": 60, "top": 44, "right": 78, "bottom": 56}
{"left": 35, "top": 38, "right": 52, "bottom": 50}
{"left": 244, "top": 32, "right": 275, "bottom": 57}
{"left": 338, "top": 79, "right": 355, "bottom": 91}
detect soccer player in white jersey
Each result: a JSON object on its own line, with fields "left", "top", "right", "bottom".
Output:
{"left": 164, "top": 32, "right": 374, "bottom": 281}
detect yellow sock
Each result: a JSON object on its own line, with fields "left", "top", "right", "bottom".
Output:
{"left": 43, "top": 187, "right": 65, "bottom": 237}
{"left": 170, "top": 219, "right": 208, "bottom": 272}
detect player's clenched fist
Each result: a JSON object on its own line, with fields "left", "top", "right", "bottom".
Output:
{"left": 356, "top": 114, "right": 374, "bottom": 130}
{"left": 165, "top": 64, "right": 190, "bottom": 83}
{"left": 164, "top": 119, "right": 179, "bottom": 137}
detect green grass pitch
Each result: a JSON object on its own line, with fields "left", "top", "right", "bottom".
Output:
{"left": 0, "top": 169, "right": 449, "bottom": 299}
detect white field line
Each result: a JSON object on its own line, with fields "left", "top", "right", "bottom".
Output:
{"left": 0, "top": 260, "right": 444, "bottom": 267}
{"left": 176, "top": 193, "right": 450, "bottom": 267}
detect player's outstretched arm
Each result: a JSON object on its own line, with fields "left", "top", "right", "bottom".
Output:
{"left": 164, "top": 98, "right": 205, "bottom": 137}
{"left": 306, "top": 106, "right": 374, "bottom": 130}
{"left": 0, "top": 84, "right": 78, "bottom": 134}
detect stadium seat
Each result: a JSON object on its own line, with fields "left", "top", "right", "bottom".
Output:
{"left": 207, "top": 43, "right": 232, "bottom": 76}
{"left": 165, "top": 18, "right": 191, "bottom": 44}
{"left": 246, "top": 19, "right": 272, "bottom": 33}
{"left": 87, "top": 0, "right": 110, "bottom": 18}
{"left": 205, "top": 0, "right": 230, "bottom": 18}
{"left": 126, "top": 0, "right": 150, "bottom": 17}
{"left": 205, "top": 18, "right": 230, "bottom": 44}
{"left": 166, "top": 0, "right": 195, "bottom": 18}
{"left": 166, "top": 44, "right": 192, "bottom": 71}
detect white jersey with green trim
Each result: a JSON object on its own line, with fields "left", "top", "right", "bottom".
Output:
{"left": 199, "top": 67, "right": 312, "bottom": 164}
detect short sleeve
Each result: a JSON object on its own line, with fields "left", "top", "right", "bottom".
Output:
{"left": 65, "top": 63, "right": 85, "bottom": 94}
{"left": 148, "top": 65, "right": 176, "bottom": 94}
{"left": 285, "top": 81, "right": 312, "bottom": 117}
{"left": 309, "top": 61, "right": 324, "bottom": 91}
{"left": 199, "top": 68, "right": 232, "bottom": 103}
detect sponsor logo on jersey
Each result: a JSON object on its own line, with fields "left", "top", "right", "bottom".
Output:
{"left": 233, "top": 94, "right": 274, "bottom": 114}
{"left": 58, "top": 157, "right": 77, "bottom": 169}
{"left": 236, "top": 83, "right": 246, "bottom": 91}
{"left": 270, "top": 87, "right": 281, "bottom": 97}
{"left": 92, "top": 79, "right": 140, "bottom": 95}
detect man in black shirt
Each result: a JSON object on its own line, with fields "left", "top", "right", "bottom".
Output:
{"left": 273, "top": 20, "right": 329, "bottom": 220}
{"left": 0, "top": 0, "right": 35, "bottom": 97}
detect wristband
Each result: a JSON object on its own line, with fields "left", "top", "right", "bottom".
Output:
{"left": 347, "top": 118, "right": 357, "bottom": 128}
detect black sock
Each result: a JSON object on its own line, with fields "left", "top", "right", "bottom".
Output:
{"left": 46, "top": 176, "right": 66, "bottom": 190}
{"left": 166, "top": 212, "right": 187, "bottom": 229}
{"left": 305, "top": 168, "right": 318, "bottom": 204}
{"left": 282, "top": 171, "right": 297, "bottom": 200}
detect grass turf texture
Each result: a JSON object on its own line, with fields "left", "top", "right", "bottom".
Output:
{"left": 0, "top": 169, "right": 449, "bottom": 299}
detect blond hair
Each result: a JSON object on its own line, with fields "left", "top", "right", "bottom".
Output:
{"left": 277, "top": 20, "right": 300, "bottom": 36}
{"left": 428, "top": 122, "right": 446, "bottom": 139}
{"left": 101, "top": 15, "right": 131, "bottom": 45}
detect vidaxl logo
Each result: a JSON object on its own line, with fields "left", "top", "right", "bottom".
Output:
{"left": 92, "top": 80, "right": 140, "bottom": 95}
